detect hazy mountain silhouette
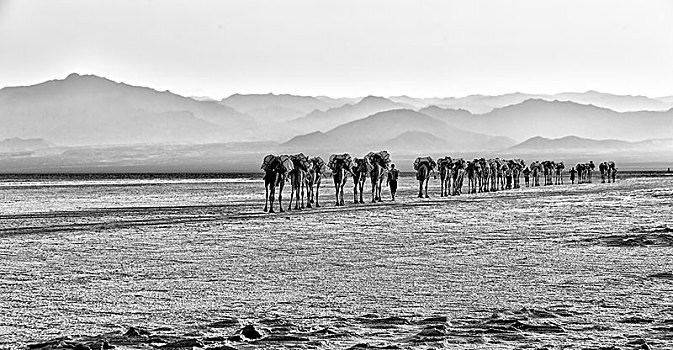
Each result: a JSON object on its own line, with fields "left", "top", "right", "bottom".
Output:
{"left": 287, "top": 96, "right": 411, "bottom": 132}
{"left": 220, "top": 93, "right": 347, "bottom": 123}
{"left": 510, "top": 136, "right": 633, "bottom": 151}
{"left": 0, "top": 137, "right": 54, "bottom": 153}
{"left": 0, "top": 73, "right": 258, "bottom": 146}
{"left": 282, "top": 109, "right": 515, "bottom": 153}
{"left": 422, "top": 99, "right": 673, "bottom": 142}
{"left": 395, "top": 91, "right": 673, "bottom": 114}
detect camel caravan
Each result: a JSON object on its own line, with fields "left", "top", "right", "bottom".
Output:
{"left": 261, "top": 152, "right": 617, "bottom": 213}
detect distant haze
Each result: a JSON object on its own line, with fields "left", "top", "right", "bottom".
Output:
{"left": 1, "top": 0, "right": 672, "bottom": 98}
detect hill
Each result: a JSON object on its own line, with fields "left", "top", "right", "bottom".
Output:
{"left": 282, "top": 109, "right": 515, "bottom": 153}
{"left": 510, "top": 136, "right": 633, "bottom": 151}
{"left": 220, "top": 93, "right": 346, "bottom": 123}
{"left": 0, "top": 137, "right": 54, "bottom": 153}
{"left": 422, "top": 99, "right": 673, "bottom": 142}
{"left": 287, "top": 96, "right": 411, "bottom": 133}
{"left": 0, "top": 73, "right": 258, "bottom": 146}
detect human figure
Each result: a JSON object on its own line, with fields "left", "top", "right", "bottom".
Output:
{"left": 387, "top": 163, "right": 400, "bottom": 201}
{"left": 611, "top": 167, "right": 617, "bottom": 183}
{"left": 522, "top": 167, "right": 531, "bottom": 187}
{"left": 569, "top": 167, "right": 577, "bottom": 184}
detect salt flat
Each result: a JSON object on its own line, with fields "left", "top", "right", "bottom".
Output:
{"left": 1, "top": 175, "right": 672, "bottom": 349}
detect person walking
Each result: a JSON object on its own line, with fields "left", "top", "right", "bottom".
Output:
{"left": 569, "top": 167, "right": 577, "bottom": 184}
{"left": 523, "top": 167, "right": 531, "bottom": 187}
{"left": 387, "top": 163, "right": 400, "bottom": 201}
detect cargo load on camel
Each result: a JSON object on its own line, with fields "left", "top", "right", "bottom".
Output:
{"left": 290, "top": 153, "right": 311, "bottom": 171}
{"left": 414, "top": 156, "right": 436, "bottom": 171}
{"left": 328, "top": 153, "right": 353, "bottom": 170}
{"left": 261, "top": 154, "right": 294, "bottom": 173}
{"left": 365, "top": 150, "right": 391, "bottom": 172}
{"left": 311, "top": 156, "right": 326, "bottom": 173}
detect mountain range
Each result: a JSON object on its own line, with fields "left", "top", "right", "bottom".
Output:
{"left": 0, "top": 73, "right": 671, "bottom": 171}
{"left": 0, "top": 73, "right": 258, "bottom": 146}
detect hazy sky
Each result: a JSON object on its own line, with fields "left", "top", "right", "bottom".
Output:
{"left": 1, "top": 0, "right": 672, "bottom": 98}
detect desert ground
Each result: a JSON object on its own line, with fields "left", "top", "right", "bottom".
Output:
{"left": 1, "top": 173, "right": 672, "bottom": 349}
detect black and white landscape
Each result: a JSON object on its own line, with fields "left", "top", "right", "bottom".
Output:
{"left": 1, "top": 1, "right": 673, "bottom": 350}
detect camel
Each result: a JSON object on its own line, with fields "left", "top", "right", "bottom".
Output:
{"left": 495, "top": 158, "right": 508, "bottom": 190}
{"left": 414, "top": 156, "right": 436, "bottom": 198}
{"left": 438, "top": 156, "right": 454, "bottom": 197}
{"left": 529, "top": 161, "right": 542, "bottom": 187}
{"left": 365, "top": 151, "right": 390, "bottom": 202}
{"left": 478, "top": 158, "right": 490, "bottom": 192}
{"left": 287, "top": 153, "right": 311, "bottom": 211}
{"left": 466, "top": 160, "right": 478, "bottom": 194}
{"left": 451, "top": 158, "right": 466, "bottom": 195}
{"left": 305, "top": 156, "right": 326, "bottom": 208}
{"left": 585, "top": 161, "right": 596, "bottom": 183}
{"left": 554, "top": 161, "right": 565, "bottom": 185}
{"left": 261, "top": 154, "right": 293, "bottom": 213}
{"left": 522, "top": 166, "right": 531, "bottom": 187}
{"left": 487, "top": 159, "right": 498, "bottom": 192}
{"left": 509, "top": 159, "right": 525, "bottom": 189}
{"left": 575, "top": 163, "right": 586, "bottom": 184}
{"left": 540, "top": 160, "right": 554, "bottom": 186}
{"left": 351, "top": 157, "right": 368, "bottom": 204}
{"left": 599, "top": 161, "right": 608, "bottom": 183}
{"left": 607, "top": 161, "right": 617, "bottom": 183}
{"left": 500, "top": 161, "right": 514, "bottom": 190}
{"left": 328, "top": 153, "right": 353, "bottom": 206}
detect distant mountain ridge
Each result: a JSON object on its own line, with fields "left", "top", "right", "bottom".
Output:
{"left": 0, "top": 73, "right": 671, "bottom": 164}
{"left": 0, "top": 73, "right": 258, "bottom": 146}
{"left": 0, "top": 137, "right": 54, "bottom": 153}
{"left": 283, "top": 109, "right": 516, "bottom": 153}
{"left": 422, "top": 99, "right": 673, "bottom": 142}
{"left": 288, "top": 96, "right": 412, "bottom": 132}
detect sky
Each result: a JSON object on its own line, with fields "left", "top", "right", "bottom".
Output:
{"left": 1, "top": 0, "right": 672, "bottom": 98}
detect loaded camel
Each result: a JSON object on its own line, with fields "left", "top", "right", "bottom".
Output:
{"left": 414, "top": 156, "right": 436, "bottom": 198}
{"left": 328, "top": 153, "right": 353, "bottom": 206}
{"left": 305, "top": 156, "right": 326, "bottom": 208}
{"left": 351, "top": 157, "right": 368, "bottom": 204}
{"left": 365, "top": 151, "right": 390, "bottom": 202}
{"left": 261, "top": 154, "right": 293, "bottom": 213}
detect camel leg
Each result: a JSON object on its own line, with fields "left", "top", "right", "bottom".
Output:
{"left": 264, "top": 183, "right": 269, "bottom": 212}
{"left": 335, "top": 185, "right": 340, "bottom": 206}
{"left": 268, "top": 185, "right": 275, "bottom": 213}
{"left": 300, "top": 181, "right": 305, "bottom": 209}
{"left": 340, "top": 184, "right": 345, "bottom": 206}
{"left": 424, "top": 180, "right": 429, "bottom": 198}
{"left": 315, "top": 182, "right": 321, "bottom": 207}
{"left": 418, "top": 180, "right": 424, "bottom": 198}
{"left": 354, "top": 183, "right": 358, "bottom": 204}
{"left": 359, "top": 183, "right": 364, "bottom": 203}
{"left": 287, "top": 188, "right": 293, "bottom": 211}
{"left": 278, "top": 182, "right": 284, "bottom": 213}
